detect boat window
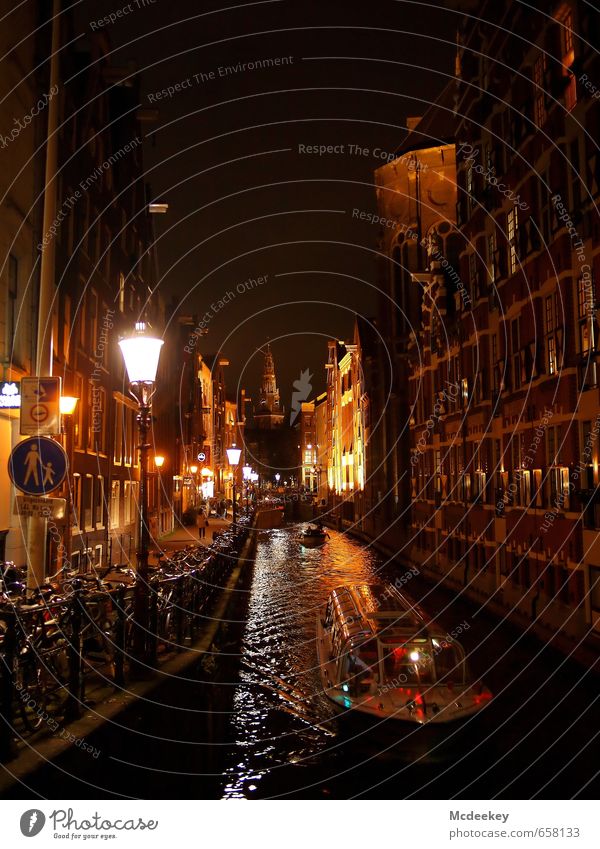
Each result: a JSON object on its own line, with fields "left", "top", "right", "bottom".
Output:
{"left": 432, "top": 639, "right": 466, "bottom": 684}
{"left": 324, "top": 600, "right": 333, "bottom": 627}
{"left": 380, "top": 643, "right": 434, "bottom": 685}
{"left": 355, "top": 639, "right": 379, "bottom": 677}
{"left": 331, "top": 623, "right": 343, "bottom": 658}
{"left": 343, "top": 643, "right": 379, "bottom": 694}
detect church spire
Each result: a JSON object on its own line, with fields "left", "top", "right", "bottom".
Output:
{"left": 254, "top": 343, "right": 284, "bottom": 429}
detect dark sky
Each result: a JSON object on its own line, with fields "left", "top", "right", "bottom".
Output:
{"left": 76, "top": 0, "right": 458, "bottom": 403}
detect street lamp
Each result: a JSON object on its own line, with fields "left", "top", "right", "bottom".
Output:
{"left": 60, "top": 396, "right": 79, "bottom": 573}
{"left": 226, "top": 443, "right": 241, "bottom": 528}
{"left": 118, "top": 322, "right": 164, "bottom": 666}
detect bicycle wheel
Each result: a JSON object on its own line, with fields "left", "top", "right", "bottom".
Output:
{"left": 40, "top": 645, "right": 70, "bottom": 716}
{"left": 16, "top": 659, "right": 47, "bottom": 732}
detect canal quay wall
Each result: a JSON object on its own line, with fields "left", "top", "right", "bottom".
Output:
{"left": 325, "top": 520, "right": 599, "bottom": 673}
{"left": 0, "top": 526, "right": 259, "bottom": 796}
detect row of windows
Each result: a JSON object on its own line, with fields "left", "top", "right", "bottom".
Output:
{"left": 417, "top": 280, "right": 597, "bottom": 418}
{"left": 70, "top": 474, "right": 140, "bottom": 532}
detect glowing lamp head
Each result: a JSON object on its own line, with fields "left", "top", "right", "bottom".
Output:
{"left": 190, "top": 465, "right": 198, "bottom": 474}
{"left": 154, "top": 455, "right": 165, "bottom": 468}
{"left": 118, "top": 323, "right": 164, "bottom": 384}
{"left": 275, "top": 473, "right": 281, "bottom": 481}
{"left": 60, "top": 396, "right": 79, "bottom": 415}
{"left": 226, "top": 444, "right": 242, "bottom": 466}
{"left": 409, "top": 651, "right": 420, "bottom": 662}
{"left": 242, "top": 465, "right": 252, "bottom": 480}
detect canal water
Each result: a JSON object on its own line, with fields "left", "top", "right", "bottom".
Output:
{"left": 223, "top": 525, "right": 454, "bottom": 798}
{"left": 219, "top": 525, "right": 600, "bottom": 800}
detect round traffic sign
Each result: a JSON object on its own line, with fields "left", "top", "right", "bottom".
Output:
{"left": 197, "top": 451, "right": 206, "bottom": 462}
{"left": 31, "top": 403, "right": 49, "bottom": 423}
{"left": 8, "top": 437, "right": 68, "bottom": 496}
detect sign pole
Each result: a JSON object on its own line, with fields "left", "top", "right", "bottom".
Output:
{"left": 9, "top": 436, "right": 68, "bottom": 593}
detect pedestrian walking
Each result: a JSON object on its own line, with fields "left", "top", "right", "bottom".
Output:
{"left": 196, "top": 508, "right": 208, "bottom": 540}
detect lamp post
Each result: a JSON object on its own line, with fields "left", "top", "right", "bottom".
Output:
{"left": 118, "top": 322, "right": 163, "bottom": 666}
{"left": 154, "top": 455, "right": 165, "bottom": 536}
{"left": 190, "top": 464, "right": 198, "bottom": 508}
{"left": 243, "top": 464, "right": 252, "bottom": 512}
{"left": 226, "top": 443, "right": 241, "bottom": 528}
{"left": 60, "top": 395, "right": 79, "bottom": 573}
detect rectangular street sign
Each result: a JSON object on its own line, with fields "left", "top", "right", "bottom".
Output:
{"left": 20, "top": 376, "right": 61, "bottom": 435}
{"left": 14, "top": 495, "right": 66, "bottom": 519}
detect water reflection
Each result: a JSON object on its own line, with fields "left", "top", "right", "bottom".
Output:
{"left": 221, "top": 527, "right": 380, "bottom": 798}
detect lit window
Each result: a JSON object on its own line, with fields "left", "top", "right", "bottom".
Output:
{"left": 487, "top": 233, "right": 496, "bottom": 284}
{"left": 547, "top": 335, "right": 556, "bottom": 375}
{"left": 533, "top": 54, "right": 547, "bottom": 127}
{"left": 507, "top": 207, "right": 519, "bottom": 275}
{"left": 557, "top": 7, "right": 577, "bottom": 110}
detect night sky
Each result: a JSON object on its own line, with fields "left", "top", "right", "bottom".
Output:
{"left": 76, "top": 0, "right": 458, "bottom": 403}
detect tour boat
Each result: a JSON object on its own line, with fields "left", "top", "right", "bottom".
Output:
{"left": 316, "top": 583, "right": 492, "bottom": 725}
{"left": 299, "top": 526, "right": 329, "bottom": 548}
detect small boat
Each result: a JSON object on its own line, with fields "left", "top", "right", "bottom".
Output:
{"left": 299, "top": 525, "right": 329, "bottom": 548}
{"left": 316, "top": 583, "right": 491, "bottom": 725}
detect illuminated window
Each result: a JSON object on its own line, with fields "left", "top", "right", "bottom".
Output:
{"left": 95, "top": 476, "right": 104, "bottom": 528}
{"left": 466, "top": 163, "right": 474, "bottom": 213}
{"left": 533, "top": 54, "right": 547, "bottom": 127}
{"left": 545, "top": 293, "right": 557, "bottom": 375}
{"left": 557, "top": 7, "right": 577, "bottom": 111}
{"left": 577, "top": 276, "right": 594, "bottom": 355}
{"left": 119, "top": 272, "right": 125, "bottom": 313}
{"left": 84, "top": 474, "right": 94, "bottom": 530}
{"left": 487, "top": 233, "right": 496, "bottom": 285}
{"left": 547, "top": 335, "right": 557, "bottom": 375}
{"left": 507, "top": 207, "right": 519, "bottom": 275}
{"left": 110, "top": 480, "right": 120, "bottom": 529}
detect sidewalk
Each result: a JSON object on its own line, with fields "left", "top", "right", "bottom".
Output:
{"left": 149, "top": 515, "right": 233, "bottom": 563}
{"left": 0, "top": 523, "right": 257, "bottom": 794}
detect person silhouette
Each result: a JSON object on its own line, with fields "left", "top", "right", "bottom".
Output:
{"left": 23, "top": 443, "right": 42, "bottom": 486}
{"left": 42, "top": 462, "right": 55, "bottom": 487}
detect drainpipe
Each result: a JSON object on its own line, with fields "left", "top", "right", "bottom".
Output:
{"left": 27, "top": 0, "right": 60, "bottom": 593}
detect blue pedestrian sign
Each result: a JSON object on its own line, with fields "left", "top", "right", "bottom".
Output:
{"left": 8, "top": 437, "right": 68, "bottom": 496}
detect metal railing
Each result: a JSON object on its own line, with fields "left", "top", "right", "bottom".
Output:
{"left": 0, "top": 515, "right": 253, "bottom": 761}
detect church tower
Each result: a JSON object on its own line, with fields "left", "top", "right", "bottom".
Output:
{"left": 254, "top": 344, "right": 284, "bottom": 429}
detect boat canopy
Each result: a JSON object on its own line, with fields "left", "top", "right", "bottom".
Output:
{"left": 325, "top": 584, "right": 468, "bottom": 688}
